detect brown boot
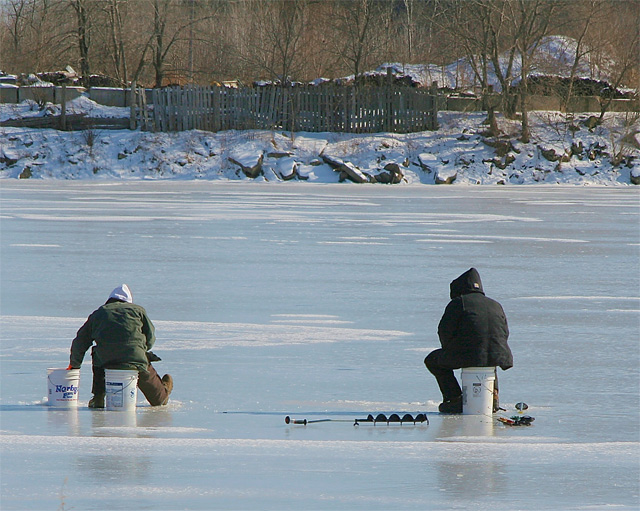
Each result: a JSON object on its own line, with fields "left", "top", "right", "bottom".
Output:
{"left": 161, "top": 374, "right": 173, "bottom": 405}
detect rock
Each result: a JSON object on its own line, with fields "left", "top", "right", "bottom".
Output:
{"left": 267, "top": 151, "right": 292, "bottom": 159}
{"left": 321, "top": 154, "right": 345, "bottom": 169}
{"left": 0, "top": 154, "right": 18, "bottom": 166}
{"left": 321, "top": 154, "right": 368, "bottom": 183}
{"left": 484, "top": 153, "right": 515, "bottom": 170}
{"left": 117, "top": 152, "right": 127, "bottom": 160}
{"left": 571, "top": 142, "right": 584, "bottom": 157}
{"left": 540, "top": 147, "right": 559, "bottom": 162}
{"left": 587, "top": 142, "right": 607, "bottom": 161}
{"left": 631, "top": 167, "right": 640, "bottom": 185}
{"left": 483, "top": 138, "right": 513, "bottom": 157}
{"left": 340, "top": 161, "right": 369, "bottom": 183}
{"left": 417, "top": 153, "right": 437, "bottom": 173}
{"left": 377, "top": 162, "right": 404, "bottom": 184}
{"left": 383, "top": 162, "right": 401, "bottom": 173}
{"left": 19, "top": 166, "right": 32, "bottom": 179}
{"left": 274, "top": 157, "right": 298, "bottom": 180}
{"left": 435, "top": 168, "right": 457, "bottom": 184}
{"left": 375, "top": 172, "right": 391, "bottom": 184}
{"left": 228, "top": 152, "right": 264, "bottom": 178}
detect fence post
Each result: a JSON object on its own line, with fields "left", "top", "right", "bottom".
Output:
{"left": 152, "top": 89, "right": 158, "bottom": 132}
{"left": 429, "top": 81, "right": 439, "bottom": 130}
{"left": 60, "top": 84, "right": 67, "bottom": 130}
{"left": 129, "top": 81, "right": 136, "bottom": 130}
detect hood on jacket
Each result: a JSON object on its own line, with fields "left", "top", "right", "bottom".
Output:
{"left": 450, "top": 268, "right": 484, "bottom": 299}
{"left": 108, "top": 284, "right": 133, "bottom": 304}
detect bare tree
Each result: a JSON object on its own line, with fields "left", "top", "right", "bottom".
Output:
{"left": 556, "top": 0, "right": 605, "bottom": 111}
{"left": 69, "top": 0, "right": 92, "bottom": 84}
{"left": 508, "top": 0, "right": 556, "bottom": 142}
{"left": 239, "top": 0, "right": 309, "bottom": 84}
{"left": 443, "top": 0, "right": 556, "bottom": 140}
{"left": 435, "top": 1, "right": 517, "bottom": 128}
{"left": 148, "top": 0, "right": 218, "bottom": 87}
{"left": 104, "top": 0, "right": 128, "bottom": 84}
{"left": 591, "top": 1, "right": 640, "bottom": 120}
{"left": 445, "top": 0, "right": 498, "bottom": 126}
{"left": 398, "top": 0, "right": 418, "bottom": 64}
{"left": 2, "top": 0, "right": 60, "bottom": 73}
{"left": 6, "top": 0, "right": 30, "bottom": 64}
{"left": 325, "top": 0, "right": 393, "bottom": 83}
{"left": 1, "top": 0, "right": 637, "bottom": 98}
{"left": 191, "top": 1, "right": 238, "bottom": 83}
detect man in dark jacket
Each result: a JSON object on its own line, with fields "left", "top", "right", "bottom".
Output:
{"left": 425, "top": 268, "right": 512, "bottom": 413}
{"left": 69, "top": 284, "right": 173, "bottom": 408}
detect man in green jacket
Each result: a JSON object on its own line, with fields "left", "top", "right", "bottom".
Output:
{"left": 69, "top": 284, "right": 173, "bottom": 408}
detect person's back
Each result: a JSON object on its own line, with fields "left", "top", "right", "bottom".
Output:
{"left": 437, "top": 268, "right": 512, "bottom": 370}
{"left": 426, "top": 268, "right": 512, "bottom": 413}
{"left": 86, "top": 300, "right": 154, "bottom": 372}
{"left": 69, "top": 284, "right": 173, "bottom": 408}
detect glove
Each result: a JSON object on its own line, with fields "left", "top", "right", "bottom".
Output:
{"left": 146, "top": 351, "right": 162, "bottom": 362}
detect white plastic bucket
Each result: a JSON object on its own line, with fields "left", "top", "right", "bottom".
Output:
{"left": 461, "top": 367, "right": 496, "bottom": 415}
{"left": 47, "top": 368, "right": 80, "bottom": 408}
{"left": 105, "top": 369, "right": 138, "bottom": 411}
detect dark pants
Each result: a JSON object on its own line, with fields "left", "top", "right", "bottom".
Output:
{"left": 92, "top": 362, "right": 169, "bottom": 406}
{"left": 424, "top": 349, "right": 499, "bottom": 403}
{"left": 424, "top": 349, "right": 462, "bottom": 401}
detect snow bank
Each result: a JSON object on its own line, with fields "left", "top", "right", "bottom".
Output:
{"left": 1, "top": 105, "right": 637, "bottom": 185}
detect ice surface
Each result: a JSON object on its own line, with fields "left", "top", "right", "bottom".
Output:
{"left": 1, "top": 183, "right": 638, "bottom": 510}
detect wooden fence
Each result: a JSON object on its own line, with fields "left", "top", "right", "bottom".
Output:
{"left": 151, "top": 85, "right": 438, "bottom": 134}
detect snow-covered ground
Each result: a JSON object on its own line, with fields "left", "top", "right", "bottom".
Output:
{"left": 1, "top": 97, "right": 639, "bottom": 185}
{"left": 0, "top": 183, "right": 638, "bottom": 510}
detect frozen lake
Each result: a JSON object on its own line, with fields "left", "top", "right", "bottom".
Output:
{"left": 1, "top": 182, "right": 638, "bottom": 510}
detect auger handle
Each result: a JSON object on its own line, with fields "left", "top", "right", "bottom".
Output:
{"left": 284, "top": 416, "right": 307, "bottom": 425}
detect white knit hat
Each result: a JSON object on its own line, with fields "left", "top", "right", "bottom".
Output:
{"left": 109, "top": 284, "right": 133, "bottom": 303}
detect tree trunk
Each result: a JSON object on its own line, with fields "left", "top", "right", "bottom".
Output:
{"left": 153, "top": 0, "right": 165, "bottom": 88}
{"left": 72, "top": 0, "right": 91, "bottom": 85}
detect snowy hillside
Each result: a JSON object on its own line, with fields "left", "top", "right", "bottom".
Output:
{"left": 376, "top": 35, "right": 622, "bottom": 92}
{"left": 1, "top": 96, "right": 639, "bottom": 185}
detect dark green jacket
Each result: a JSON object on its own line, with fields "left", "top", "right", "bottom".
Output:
{"left": 70, "top": 299, "right": 155, "bottom": 372}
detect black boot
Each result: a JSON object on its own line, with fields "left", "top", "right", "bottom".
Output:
{"left": 88, "top": 393, "right": 105, "bottom": 408}
{"left": 438, "top": 395, "right": 462, "bottom": 414}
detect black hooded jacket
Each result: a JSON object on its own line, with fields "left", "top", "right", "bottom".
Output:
{"left": 437, "top": 268, "right": 513, "bottom": 370}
